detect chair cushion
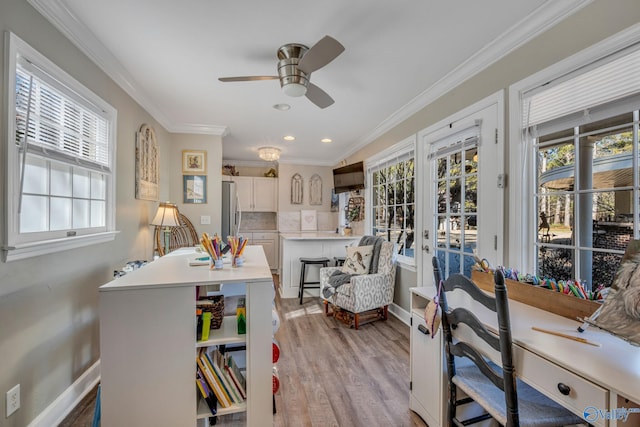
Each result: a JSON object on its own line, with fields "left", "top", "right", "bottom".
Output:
{"left": 453, "top": 361, "right": 583, "bottom": 427}
{"left": 342, "top": 245, "right": 374, "bottom": 275}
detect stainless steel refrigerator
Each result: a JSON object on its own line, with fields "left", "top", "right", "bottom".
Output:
{"left": 221, "top": 180, "right": 240, "bottom": 243}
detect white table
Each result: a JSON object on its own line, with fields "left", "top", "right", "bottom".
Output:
{"left": 99, "top": 246, "right": 274, "bottom": 427}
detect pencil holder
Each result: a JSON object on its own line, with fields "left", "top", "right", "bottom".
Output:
{"left": 232, "top": 256, "right": 244, "bottom": 268}
{"left": 213, "top": 259, "right": 224, "bottom": 270}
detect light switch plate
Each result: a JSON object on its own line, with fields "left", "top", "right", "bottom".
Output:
{"left": 201, "top": 215, "right": 211, "bottom": 225}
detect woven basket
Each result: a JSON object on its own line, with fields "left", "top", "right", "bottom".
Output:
{"left": 197, "top": 295, "right": 225, "bottom": 330}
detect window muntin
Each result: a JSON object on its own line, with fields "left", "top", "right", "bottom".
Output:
{"left": 367, "top": 139, "right": 415, "bottom": 265}
{"left": 434, "top": 139, "right": 478, "bottom": 278}
{"left": 533, "top": 108, "right": 638, "bottom": 290}
{"left": 4, "top": 32, "right": 116, "bottom": 261}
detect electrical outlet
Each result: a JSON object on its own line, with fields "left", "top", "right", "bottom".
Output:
{"left": 6, "top": 384, "right": 20, "bottom": 417}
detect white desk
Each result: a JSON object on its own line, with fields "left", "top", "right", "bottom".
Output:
{"left": 410, "top": 287, "right": 640, "bottom": 427}
{"left": 100, "top": 246, "right": 274, "bottom": 427}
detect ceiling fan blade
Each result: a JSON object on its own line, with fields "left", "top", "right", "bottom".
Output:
{"left": 306, "top": 82, "right": 334, "bottom": 109}
{"left": 297, "top": 36, "right": 345, "bottom": 74}
{"left": 218, "top": 76, "right": 278, "bottom": 82}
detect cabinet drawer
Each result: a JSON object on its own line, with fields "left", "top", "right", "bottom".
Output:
{"left": 252, "top": 232, "right": 277, "bottom": 240}
{"left": 515, "top": 346, "right": 608, "bottom": 426}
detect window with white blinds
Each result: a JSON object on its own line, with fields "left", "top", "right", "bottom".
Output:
{"left": 4, "top": 32, "right": 117, "bottom": 262}
{"left": 520, "top": 41, "right": 640, "bottom": 289}
{"left": 366, "top": 137, "right": 415, "bottom": 264}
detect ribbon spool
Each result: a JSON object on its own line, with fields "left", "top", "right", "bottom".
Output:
{"left": 272, "top": 366, "right": 280, "bottom": 394}
{"left": 272, "top": 339, "right": 280, "bottom": 364}
{"left": 272, "top": 309, "right": 280, "bottom": 334}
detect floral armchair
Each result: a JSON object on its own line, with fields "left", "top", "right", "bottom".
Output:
{"left": 319, "top": 238, "right": 396, "bottom": 329}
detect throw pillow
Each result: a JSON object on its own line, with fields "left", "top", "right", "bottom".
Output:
{"left": 342, "top": 245, "right": 374, "bottom": 275}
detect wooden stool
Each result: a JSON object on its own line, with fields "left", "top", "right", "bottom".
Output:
{"left": 334, "top": 256, "right": 346, "bottom": 266}
{"left": 299, "top": 257, "right": 330, "bottom": 304}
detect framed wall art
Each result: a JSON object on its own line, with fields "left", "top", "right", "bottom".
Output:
{"left": 182, "top": 150, "right": 206, "bottom": 174}
{"left": 183, "top": 175, "right": 207, "bottom": 203}
{"left": 135, "top": 124, "right": 160, "bottom": 201}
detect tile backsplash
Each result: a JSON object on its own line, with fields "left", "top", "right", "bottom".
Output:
{"left": 278, "top": 211, "right": 338, "bottom": 232}
{"left": 241, "top": 212, "right": 277, "bottom": 231}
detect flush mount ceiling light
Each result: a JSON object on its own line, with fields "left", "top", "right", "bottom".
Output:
{"left": 321, "top": 138, "right": 332, "bottom": 143}
{"left": 258, "top": 147, "right": 281, "bottom": 161}
{"left": 283, "top": 135, "right": 295, "bottom": 141}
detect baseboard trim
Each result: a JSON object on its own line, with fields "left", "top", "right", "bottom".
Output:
{"left": 28, "top": 360, "right": 100, "bottom": 427}
{"left": 389, "top": 302, "right": 410, "bottom": 326}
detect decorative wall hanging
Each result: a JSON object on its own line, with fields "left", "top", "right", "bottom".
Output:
{"left": 300, "top": 210, "right": 318, "bottom": 231}
{"left": 182, "top": 150, "right": 206, "bottom": 174}
{"left": 291, "top": 173, "right": 303, "bottom": 204}
{"left": 309, "top": 174, "right": 322, "bottom": 205}
{"left": 135, "top": 124, "right": 159, "bottom": 201}
{"left": 183, "top": 175, "right": 207, "bottom": 203}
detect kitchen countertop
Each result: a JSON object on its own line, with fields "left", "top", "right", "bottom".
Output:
{"left": 280, "top": 232, "right": 362, "bottom": 240}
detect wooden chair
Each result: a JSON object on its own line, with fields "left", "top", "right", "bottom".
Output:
{"left": 433, "top": 257, "right": 583, "bottom": 426}
{"left": 154, "top": 213, "right": 199, "bottom": 256}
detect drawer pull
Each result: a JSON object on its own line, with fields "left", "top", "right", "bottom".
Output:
{"left": 557, "top": 383, "right": 571, "bottom": 396}
{"left": 418, "top": 324, "right": 430, "bottom": 336}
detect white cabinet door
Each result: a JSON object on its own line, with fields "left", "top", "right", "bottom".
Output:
{"left": 253, "top": 177, "right": 277, "bottom": 212}
{"left": 410, "top": 313, "right": 442, "bottom": 427}
{"left": 233, "top": 177, "right": 277, "bottom": 212}
{"left": 253, "top": 238, "right": 276, "bottom": 269}
{"left": 234, "top": 176, "right": 254, "bottom": 212}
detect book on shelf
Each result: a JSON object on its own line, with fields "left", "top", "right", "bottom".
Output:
{"left": 197, "top": 351, "right": 231, "bottom": 408}
{"left": 205, "top": 349, "right": 243, "bottom": 405}
{"left": 224, "top": 353, "right": 247, "bottom": 399}
{"left": 196, "top": 370, "right": 217, "bottom": 415}
{"left": 214, "top": 350, "right": 244, "bottom": 404}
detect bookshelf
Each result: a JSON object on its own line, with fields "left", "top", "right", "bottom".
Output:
{"left": 99, "top": 246, "right": 274, "bottom": 427}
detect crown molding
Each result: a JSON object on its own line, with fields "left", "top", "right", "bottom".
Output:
{"left": 338, "top": 0, "right": 593, "bottom": 163}
{"left": 27, "top": 0, "right": 228, "bottom": 136}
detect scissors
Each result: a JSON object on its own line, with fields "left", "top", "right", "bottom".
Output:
{"left": 479, "top": 258, "right": 490, "bottom": 272}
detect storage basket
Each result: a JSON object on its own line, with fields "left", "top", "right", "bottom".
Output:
{"left": 197, "top": 295, "right": 225, "bottom": 330}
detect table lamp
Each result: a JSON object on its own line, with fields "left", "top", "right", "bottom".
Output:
{"left": 151, "top": 201, "right": 180, "bottom": 255}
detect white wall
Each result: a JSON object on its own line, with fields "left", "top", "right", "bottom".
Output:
{"left": 277, "top": 163, "right": 338, "bottom": 231}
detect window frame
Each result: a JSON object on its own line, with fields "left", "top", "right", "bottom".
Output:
{"left": 508, "top": 25, "right": 640, "bottom": 273}
{"left": 365, "top": 135, "right": 416, "bottom": 267}
{"left": 3, "top": 32, "right": 118, "bottom": 262}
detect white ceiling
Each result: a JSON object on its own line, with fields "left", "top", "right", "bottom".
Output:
{"left": 30, "top": 0, "right": 587, "bottom": 165}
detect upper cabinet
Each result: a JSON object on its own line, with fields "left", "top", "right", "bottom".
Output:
{"left": 234, "top": 176, "right": 278, "bottom": 212}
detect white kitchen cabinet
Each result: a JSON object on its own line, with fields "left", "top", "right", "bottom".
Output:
{"left": 241, "top": 232, "right": 278, "bottom": 270}
{"left": 234, "top": 176, "right": 278, "bottom": 212}
{"left": 409, "top": 288, "right": 444, "bottom": 427}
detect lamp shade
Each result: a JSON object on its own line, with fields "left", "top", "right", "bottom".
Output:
{"left": 258, "top": 147, "right": 281, "bottom": 161}
{"left": 151, "top": 202, "right": 180, "bottom": 227}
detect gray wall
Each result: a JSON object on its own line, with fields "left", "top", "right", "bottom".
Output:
{"left": 0, "top": 1, "right": 223, "bottom": 425}
{"left": 345, "top": 0, "right": 640, "bottom": 313}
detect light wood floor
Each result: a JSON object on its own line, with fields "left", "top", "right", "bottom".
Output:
{"left": 61, "top": 278, "right": 429, "bottom": 427}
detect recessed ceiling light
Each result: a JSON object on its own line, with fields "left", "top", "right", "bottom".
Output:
{"left": 273, "top": 103, "right": 291, "bottom": 111}
{"left": 321, "top": 138, "right": 332, "bottom": 143}
{"left": 283, "top": 135, "right": 295, "bottom": 141}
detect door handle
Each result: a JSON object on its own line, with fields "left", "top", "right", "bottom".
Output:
{"left": 422, "top": 245, "right": 430, "bottom": 253}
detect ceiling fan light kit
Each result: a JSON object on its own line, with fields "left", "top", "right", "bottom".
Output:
{"left": 258, "top": 147, "right": 281, "bottom": 162}
{"left": 219, "top": 35, "right": 344, "bottom": 109}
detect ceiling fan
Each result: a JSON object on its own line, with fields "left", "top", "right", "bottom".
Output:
{"left": 218, "top": 35, "right": 345, "bottom": 109}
